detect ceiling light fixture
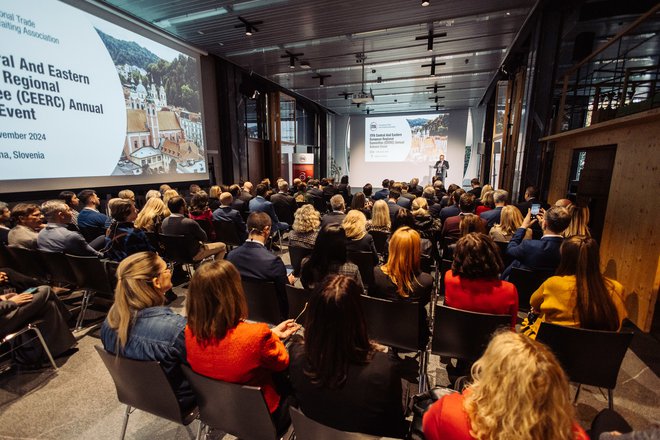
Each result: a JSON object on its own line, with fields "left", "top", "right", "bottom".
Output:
{"left": 431, "top": 104, "right": 445, "bottom": 111}
{"left": 153, "top": 7, "right": 228, "bottom": 27}
{"left": 415, "top": 28, "right": 447, "bottom": 52}
{"left": 428, "top": 96, "right": 446, "bottom": 103}
{"left": 421, "top": 0, "right": 430, "bottom": 6}
{"left": 426, "top": 84, "right": 446, "bottom": 94}
{"left": 235, "top": 16, "right": 263, "bottom": 36}
{"left": 281, "top": 50, "right": 304, "bottom": 69}
{"left": 300, "top": 60, "right": 311, "bottom": 69}
{"left": 312, "top": 73, "right": 331, "bottom": 87}
{"left": 421, "top": 56, "right": 445, "bottom": 76}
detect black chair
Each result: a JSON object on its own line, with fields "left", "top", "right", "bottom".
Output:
{"left": 431, "top": 305, "right": 511, "bottom": 361}
{"left": 193, "top": 219, "right": 213, "bottom": 240}
{"left": 158, "top": 234, "right": 198, "bottom": 277}
{"left": 273, "top": 203, "right": 294, "bottom": 226}
{"left": 6, "top": 246, "right": 50, "bottom": 281}
{"left": 79, "top": 226, "right": 107, "bottom": 243}
{"left": 241, "top": 278, "right": 282, "bottom": 325}
{"left": 181, "top": 365, "right": 282, "bottom": 440}
{"left": 0, "top": 242, "right": 14, "bottom": 268}
{"left": 368, "top": 230, "right": 389, "bottom": 257}
{"left": 288, "top": 246, "right": 312, "bottom": 277}
{"left": 438, "top": 259, "right": 453, "bottom": 297}
{"left": 39, "top": 250, "right": 78, "bottom": 287}
{"left": 494, "top": 241, "right": 513, "bottom": 267}
{"left": 212, "top": 220, "right": 243, "bottom": 249}
{"left": 285, "top": 284, "right": 310, "bottom": 320}
{"left": 143, "top": 231, "right": 162, "bottom": 254}
{"left": 1, "top": 319, "right": 58, "bottom": 370}
{"left": 536, "top": 322, "right": 634, "bottom": 409}
{"left": 95, "top": 346, "right": 200, "bottom": 440}
{"left": 347, "top": 251, "right": 376, "bottom": 287}
{"left": 66, "top": 254, "right": 115, "bottom": 330}
{"left": 289, "top": 407, "right": 387, "bottom": 440}
{"left": 508, "top": 267, "right": 553, "bottom": 312}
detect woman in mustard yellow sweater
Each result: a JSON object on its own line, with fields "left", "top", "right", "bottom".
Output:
{"left": 521, "top": 236, "right": 627, "bottom": 338}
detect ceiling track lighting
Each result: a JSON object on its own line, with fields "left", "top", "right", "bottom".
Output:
{"left": 281, "top": 50, "right": 304, "bottom": 69}
{"left": 430, "top": 104, "right": 445, "bottom": 111}
{"left": 428, "top": 96, "right": 445, "bottom": 103}
{"left": 421, "top": 56, "right": 446, "bottom": 77}
{"left": 426, "top": 84, "right": 446, "bottom": 94}
{"left": 235, "top": 16, "right": 263, "bottom": 36}
{"left": 312, "top": 73, "right": 331, "bottom": 87}
{"left": 415, "top": 29, "right": 447, "bottom": 52}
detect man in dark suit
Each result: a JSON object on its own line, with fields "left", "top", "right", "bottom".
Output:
{"left": 226, "top": 212, "right": 289, "bottom": 318}
{"left": 409, "top": 178, "right": 423, "bottom": 197}
{"left": 321, "top": 178, "right": 337, "bottom": 205}
{"left": 502, "top": 206, "right": 571, "bottom": 279}
{"left": 480, "top": 189, "right": 508, "bottom": 228}
{"left": 433, "top": 154, "right": 449, "bottom": 183}
{"left": 386, "top": 188, "right": 403, "bottom": 222}
{"left": 162, "top": 196, "right": 226, "bottom": 261}
{"left": 320, "top": 195, "right": 346, "bottom": 228}
{"left": 467, "top": 178, "right": 482, "bottom": 198}
{"left": 372, "top": 179, "right": 390, "bottom": 201}
{"left": 433, "top": 189, "right": 465, "bottom": 221}
{"left": 397, "top": 182, "right": 415, "bottom": 209}
{"left": 249, "top": 184, "right": 289, "bottom": 233}
{"left": 270, "top": 181, "right": 297, "bottom": 226}
{"left": 441, "top": 193, "right": 487, "bottom": 239}
{"left": 37, "top": 200, "right": 103, "bottom": 257}
{"left": 212, "top": 192, "right": 247, "bottom": 242}
{"left": 228, "top": 184, "right": 247, "bottom": 217}
{"left": 238, "top": 181, "right": 254, "bottom": 204}
{"left": 306, "top": 179, "right": 325, "bottom": 212}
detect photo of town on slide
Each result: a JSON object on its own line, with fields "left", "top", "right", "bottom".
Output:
{"left": 94, "top": 26, "right": 206, "bottom": 176}
{"left": 405, "top": 113, "right": 449, "bottom": 162}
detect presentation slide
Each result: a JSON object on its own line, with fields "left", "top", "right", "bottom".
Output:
{"left": 0, "top": 0, "right": 206, "bottom": 192}
{"left": 365, "top": 114, "right": 448, "bottom": 162}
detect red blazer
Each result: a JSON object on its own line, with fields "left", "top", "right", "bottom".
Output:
{"left": 423, "top": 391, "right": 589, "bottom": 440}
{"left": 185, "top": 321, "right": 289, "bottom": 413}
{"left": 443, "top": 270, "right": 518, "bottom": 328}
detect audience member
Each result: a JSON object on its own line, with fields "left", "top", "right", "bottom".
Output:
{"left": 300, "top": 224, "right": 363, "bottom": 291}
{"left": 226, "top": 212, "right": 289, "bottom": 317}
{"left": 521, "top": 235, "right": 627, "bottom": 338}
{"left": 134, "top": 197, "right": 170, "bottom": 233}
{"left": 441, "top": 193, "right": 487, "bottom": 240}
{"left": 288, "top": 204, "right": 320, "bottom": 249}
{"left": 293, "top": 181, "right": 310, "bottom": 204}
{"left": 489, "top": 205, "right": 532, "bottom": 242}
{"left": 8, "top": 203, "right": 43, "bottom": 249}
{"left": 104, "top": 198, "right": 154, "bottom": 262}
{"left": 349, "top": 192, "right": 372, "bottom": 219}
{"left": 480, "top": 189, "right": 507, "bottom": 228}
{"left": 409, "top": 177, "right": 423, "bottom": 197}
{"left": 373, "top": 179, "right": 390, "bottom": 201}
{"left": 343, "top": 210, "right": 378, "bottom": 265}
{"left": 0, "top": 201, "right": 10, "bottom": 244}
{"left": 476, "top": 190, "right": 494, "bottom": 214}
{"left": 161, "top": 196, "right": 226, "bottom": 261}
{"left": 320, "top": 194, "right": 346, "bottom": 228}
{"left": 288, "top": 275, "right": 408, "bottom": 438}
{"left": 185, "top": 259, "right": 298, "bottom": 435}
{"left": 145, "top": 189, "right": 162, "bottom": 201}
{"left": 386, "top": 188, "right": 403, "bottom": 221}
{"left": 76, "top": 189, "right": 112, "bottom": 232}
{"left": 555, "top": 198, "right": 573, "bottom": 209}
{"left": 422, "top": 331, "right": 589, "bottom": 440}
{"left": 117, "top": 189, "right": 135, "bottom": 203}
{"left": 38, "top": 200, "right": 103, "bottom": 256}
{"left": 362, "top": 183, "right": 373, "bottom": 200}
{"left": 396, "top": 182, "right": 414, "bottom": 209}
{"left": 306, "top": 179, "right": 324, "bottom": 206}
{"left": 208, "top": 185, "right": 222, "bottom": 211}
{"left": 228, "top": 184, "right": 247, "bottom": 215}
{"left": 100, "top": 252, "right": 194, "bottom": 409}
{"left": 422, "top": 186, "right": 437, "bottom": 206}
{"left": 366, "top": 200, "right": 391, "bottom": 233}
{"left": 516, "top": 185, "right": 549, "bottom": 239}
{"left": 212, "top": 192, "right": 247, "bottom": 242}
{"left": 392, "top": 209, "right": 433, "bottom": 259}
{"left": 58, "top": 191, "right": 80, "bottom": 225}
{"left": 411, "top": 197, "right": 442, "bottom": 243}
{"left": 337, "top": 175, "right": 351, "bottom": 203}
{"left": 437, "top": 188, "right": 465, "bottom": 222}
{"left": 249, "top": 184, "right": 289, "bottom": 233}
{"left": 468, "top": 178, "right": 482, "bottom": 198}
{"left": 503, "top": 206, "right": 570, "bottom": 279}
{"left": 321, "top": 177, "right": 338, "bottom": 203}
{"left": 159, "top": 184, "right": 172, "bottom": 196}
{"left": 270, "top": 180, "right": 297, "bottom": 225}
{"left": 563, "top": 204, "right": 591, "bottom": 238}
{"left": 188, "top": 191, "right": 215, "bottom": 240}
{"left": 162, "top": 189, "right": 179, "bottom": 205}
{"left": 239, "top": 181, "right": 254, "bottom": 203}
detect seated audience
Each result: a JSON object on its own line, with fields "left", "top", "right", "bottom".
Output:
{"left": 159, "top": 184, "right": 172, "bottom": 196}
{"left": 362, "top": 183, "right": 373, "bottom": 201}
{"left": 395, "top": 182, "right": 413, "bottom": 209}
{"left": 444, "top": 233, "right": 518, "bottom": 329}
{"left": 480, "top": 189, "right": 507, "bottom": 228}
{"left": 521, "top": 235, "right": 627, "bottom": 339}
{"left": 392, "top": 209, "right": 433, "bottom": 259}
{"left": 188, "top": 191, "right": 215, "bottom": 240}
{"left": 185, "top": 259, "right": 299, "bottom": 434}
{"left": 145, "top": 189, "right": 162, "bottom": 201}
{"left": 337, "top": 175, "right": 351, "bottom": 203}
{"left": 320, "top": 194, "right": 346, "bottom": 228}
{"left": 289, "top": 275, "right": 408, "bottom": 438}
{"left": 343, "top": 210, "right": 378, "bottom": 265}
{"left": 422, "top": 331, "right": 589, "bottom": 440}
{"left": 300, "top": 224, "right": 363, "bottom": 291}
{"left": 104, "top": 198, "right": 154, "bottom": 262}
{"left": 372, "top": 179, "right": 390, "bottom": 201}
{"left": 208, "top": 185, "right": 222, "bottom": 211}
{"left": 475, "top": 190, "right": 494, "bottom": 215}
{"left": 76, "top": 189, "right": 112, "bottom": 233}
{"left": 270, "top": 180, "right": 297, "bottom": 226}
{"left": 443, "top": 215, "right": 488, "bottom": 260}
{"left": 386, "top": 188, "right": 404, "bottom": 221}
{"left": 38, "top": 200, "right": 102, "bottom": 256}
{"left": 503, "top": 206, "right": 571, "bottom": 279}
{"left": 411, "top": 197, "right": 442, "bottom": 243}
{"left": 437, "top": 188, "right": 465, "bottom": 222}
{"left": 563, "top": 204, "right": 590, "bottom": 238}
{"left": 100, "top": 252, "right": 194, "bottom": 409}
{"left": 349, "top": 191, "right": 372, "bottom": 219}
{"left": 489, "top": 204, "right": 532, "bottom": 242}
{"left": 162, "top": 189, "right": 179, "bottom": 205}
{"left": 554, "top": 198, "right": 573, "bottom": 209}
{"left": 134, "top": 197, "right": 170, "bottom": 234}
{"left": 226, "top": 212, "right": 289, "bottom": 317}
{"left": 8, "top": 203, "right": 43, "bottom": 249}
{"left": 239, "top": 181, "right": 254, "bottom": 203}
{"left": 442, "top": 193, "right": 487, "bottom": 240}
{"left": 293, "top": 181, "right": 310, "bottom": 205}
{"left": 212, "top": 192, "right": 247, "bottom": 242}
{"left": 58, "top": 191, "right": 80, "bottom": 225}
{"left": 467, "top": 178, "right": 482, "bottom": 198}
{"left": 288, "top": 204, "right": 320, "bottom": 249}
{"left": 161, "top": 196, "right": 226, "bottom": 261}
{"left": 0, "top": 201, "right": 9, "bottom": 244}
{"left": 117, "top": 189, "right": 135, "bottom": 204}
{"left": 409, "top": 177, "right": 423, "bottom": 197}
{"left": 366, "top": 200, "right": 391, "bottom": 233}
{"left": 249, "top": 183, "right": 289, "bottom": 233}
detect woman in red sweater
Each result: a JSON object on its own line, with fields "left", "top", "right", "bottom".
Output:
{"left": 185, "top": 259, "right": 299, "bottom": 433}
{"left": 423, "top": 331, "right": 589, "bottom": 440}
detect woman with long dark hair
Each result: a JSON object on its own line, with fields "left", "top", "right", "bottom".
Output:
{"left": 521, "top": 235, "right": 626, "bottom": 338}
{"left": 288, "top": 275, "right": 408, "bottom": 437}
{"left": 104, "top": 198, "right": 154, "bottom": 262}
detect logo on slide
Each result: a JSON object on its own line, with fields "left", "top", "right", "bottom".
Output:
{"left": 370, "top": 122, "right": 377, "bottom": 131}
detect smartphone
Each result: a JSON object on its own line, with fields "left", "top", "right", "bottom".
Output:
{"left": 23, "top": 287, "right": 38, "bottom": 294}
{"left": 531, "top": 204, "right": 541, "bottom": 216}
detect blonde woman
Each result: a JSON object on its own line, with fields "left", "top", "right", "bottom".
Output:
{"left": 100, "top": 252, "right": 194, "bottom": 409}
{"left": 134, "top": 197, "right": 170, "bottom": 233}
{"left": 288, "top": 204, "right": 321, "bottom": 249}
{"left": 343, "top": 210, "right": 378, "bottom": 264}
{"left": 563, "top": 205, "right": 590, "bottom": 238}
{"left": 208, "top": 185, "right": 222, "bottom": 211}
{"left": 423, "top": 331, "right": 589, "bottom": 440}
{"left": 162, "top": 189, "right": 179, "bottom": 205}
{"left": 489, "top": 205, "right": 532, "bottom": 242}
{"left": 366, "top": 199, "right": 391, "bottom": 233}
{"left": 411, "top": 197, "right": 442, "bottom": 243}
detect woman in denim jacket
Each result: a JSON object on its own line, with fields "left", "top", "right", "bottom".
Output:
{"left": 100, "top": 251, "right": 194, "bottom": 409}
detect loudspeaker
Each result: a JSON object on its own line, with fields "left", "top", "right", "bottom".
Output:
{"left": 573, "top": 32, "right": 595, "bottom": 61}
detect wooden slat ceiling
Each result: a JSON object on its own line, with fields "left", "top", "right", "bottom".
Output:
{"left": 101, "top": 0, "right": 537, "bottom": 114}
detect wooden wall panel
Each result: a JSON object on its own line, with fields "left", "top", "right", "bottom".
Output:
{"left": 542, "top": 108, "right": 660, "bottom": 331}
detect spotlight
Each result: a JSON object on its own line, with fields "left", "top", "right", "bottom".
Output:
{"left": 422, "top": 0, "right": 430, "bottom": 6}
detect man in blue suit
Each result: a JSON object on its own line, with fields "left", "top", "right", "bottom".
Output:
{"left": 480, "top": 189, "right": 508, "bottom": 229}
{"left": 76, "top": 189, "right": 111, "bottom": 242}
{"left": 226, "top": 212, "right": 289, "bottom": 318}
{"left": 502, "top": 206, "right": 571, "bottom": 279}
{"left": 248, "top": 184, "right": 289, "bottom": 233}
{"left": 213, "top": 192, "right": 247, "bottom": 242}
{"left": 372, "top": 179, "right": 390, "bottom": 201}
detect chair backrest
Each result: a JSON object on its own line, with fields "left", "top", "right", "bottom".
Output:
{"left": 241, "top": 278, "right": 282, "bottom": 325}
{"left": 439, "top": 259, "right": 453, "bottom": 296}
{"left": 7, "top": 246, "right": 50, "bottom": 280}
{"left": 285, "top": 284, "right": 310, "bottom": 320}
{"left": 0, "top": 242, "right": 13, "bottom": 268}
{"left": 290, "top": 407, "right": 386, "bottom": 440}
{"left": 368, "top": 231, "right": 389, "bottom": 256}
{"left": 212, "top": 220, "right": 243, "bottom": 248}
{"left": 311, "top": 195, "right": 327, "bottom": 214}
{"left": 494, "top": 241, "right": 513, "bottom": 267}
{"left": 95, "top": 346, "right": 193, "bottom": 424}
{"left": 193, "top": 219, "right": 213, "bottom": 239}
{"left": 79, "top": 226, "right": 107, "bottom": 243}
{"left": 288, "top": 246, "right": 312, "bottom": 276}
{"left": 431, "top": 305, "right": 511, "bottom": 361}
{"left": 273, "top": 203, "right": 294, "bottom": 226}
{"left": 508, "top": 267, "right": 553, "bottom": 312}
{"left": 158, "top": 233, "right": 198, "bottom": 264}
{"left": 360, "top": 295, "right": 419, "bottom": 352}
{"left": 536, "top": 322, "right": 633, "bottom": 389}
{"left": 39, "top": 250, "right": 78, "bottom": 286}
{"left": 66, "top": 254, "right": 114, "bottom": 297}
{"left": 181, "top": 365, "right": 277, "bottom": 440}
{"left": 347, "top": 252, "right": 376, "bottom": 287}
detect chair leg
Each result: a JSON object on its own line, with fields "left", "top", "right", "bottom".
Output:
{"left": 573, "top": 383, "right": 582, "bottom": 405}
{"left": 418, "top": 349, "right": 429, "bottom": 393}
{"left": 120, "top": 405, "right": 131, "bottom": 440}
{"left": 608, "top": 389, "right": 614, "bottom": 410}
{"left": 195, "top": 420, "right": 205, "bottom": 440}
{"left": 75, "top": 290, "right": 92, "bottom": 331}
{"left": 29, "top": 325, "right": 57, "bottom": 370}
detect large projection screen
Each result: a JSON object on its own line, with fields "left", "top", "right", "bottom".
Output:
{"left": 0, "top": 0, "right": 208, "bottom": 193}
